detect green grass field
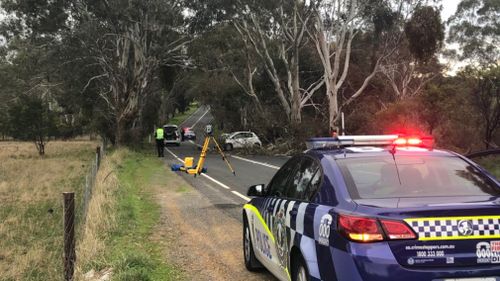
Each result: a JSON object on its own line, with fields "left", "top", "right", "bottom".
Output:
{"left": 103, "top": 150, "right": 182, "bottom": 281}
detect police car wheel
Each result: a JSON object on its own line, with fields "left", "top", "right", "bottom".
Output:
{"left": 243, "top": 218, "right": 262, "bottom": 271}
{"left": 293, "top": 257, "right": 310, "bottom": 281}
{"left": 225, "top": 143, "right": 233, "bottom": 151}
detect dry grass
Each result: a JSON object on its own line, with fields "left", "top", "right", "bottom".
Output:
{"left": 0, "top": 141, "right": 97, "bottom": 281}
{"left": 73, "top": 150, "right": 126, "bottom": 280}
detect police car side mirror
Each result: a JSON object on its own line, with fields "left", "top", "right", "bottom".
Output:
{"left": 247, "top": 184, "right": 266, "bottom": 197}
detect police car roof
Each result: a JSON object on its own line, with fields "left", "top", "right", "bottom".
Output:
{"left": 305, "top": 135, "right": 454, "bottom": 159}
{"left": 306, "top": 146, "right": 454, "bottom": 160}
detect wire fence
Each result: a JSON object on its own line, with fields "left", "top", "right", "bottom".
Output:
{"left": 81, "top": 139, "right": 107, "bottom": 224}
{"left": 63, "top": 138, "right": 107, "bottom": 281}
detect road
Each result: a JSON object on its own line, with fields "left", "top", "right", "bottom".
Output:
{"left": 160, "top": 107, "right": 291, "bottom": 280}
{"left": 164, "top": 106, "right": 289, "bottom": 221}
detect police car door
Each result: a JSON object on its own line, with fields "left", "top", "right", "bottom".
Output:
{"left": 268, "top": 156, "right": 322, "bottom": 280}
{"left": 263, "top": 157, "right": 302, "bottom": 280}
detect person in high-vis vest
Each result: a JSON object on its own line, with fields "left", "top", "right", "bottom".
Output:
{"left": 154, "top": 126, "right": 165, "bottom": 157}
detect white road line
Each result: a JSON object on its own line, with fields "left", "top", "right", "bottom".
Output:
{"left": 191, "top": 108, "right": 210, "bottom": 129}
{"left": 179, "top": 106, "right": 203, "bottom": 127}
{"left": 201, "top": 173, "right": 230, "bottom": 189}
{"left": 231, "top": 155, "right": 280, "bottom": 170}
{"left": 231, "top": 190, "right": 250, "bottom": 201}
{"left": 165, "top": 146, "right": 249, "bottom": 201}
{"left": 165, "top": 147, "right": 184, "bottom": 163}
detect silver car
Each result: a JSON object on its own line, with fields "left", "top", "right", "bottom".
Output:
{"left": 223, "top": 131, "right": 262, "bottom": 151}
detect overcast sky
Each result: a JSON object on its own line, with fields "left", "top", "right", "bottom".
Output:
{"left": 442, "top": 0, "right": 459, "bottom": 21}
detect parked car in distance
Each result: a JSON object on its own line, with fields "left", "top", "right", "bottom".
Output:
{"left": 163, "top": 124, "right": 180, "bottom": 146}
{"left": 223, "top": 131, "right": 262, "bottom": 151}
{"left": 183, "top": 127, "right": 196, "bottom": 141}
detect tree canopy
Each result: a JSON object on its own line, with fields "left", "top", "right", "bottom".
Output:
{"left": 0, "top": 0, "right": 498, "bottom": 152}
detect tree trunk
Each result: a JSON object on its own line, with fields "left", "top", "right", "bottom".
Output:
{"left": 328, "top": 88, "right": 340, "bottom": 133}
{"left": 116, "top": 116, "right": 125, "bottom": 146}
{"left": 290, "top": 46, "right": 302, "bottom": 126}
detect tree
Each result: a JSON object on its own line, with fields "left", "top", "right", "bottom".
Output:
{"left": 8, "top": 94, "right": 58, "bottom": 155}
{"left": 308, "top": 0, "right": 396, "bottom": 131}
{"left": 231, "top": 0, "right": 322, "bottom": 127}
{"left": 378, "top": 5, "right": 444, "bottom": 101}
{"left": 309, "top": 0, "right": 443, "bottom": 132}
{"left": 463, "top": 65, "right": 500, "bottom": 148}
{"left": 404, "top": 5, "right": 444, "bottom": 63}
{"left": 448, "top": 0, "right": 500, "bottom": 64}
{"left": 73, "top": 0, "right": 190, "bottom": 145}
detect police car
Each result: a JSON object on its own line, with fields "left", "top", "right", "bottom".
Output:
{"left": 242, "top": 135, "right": 500, "bottom": 281}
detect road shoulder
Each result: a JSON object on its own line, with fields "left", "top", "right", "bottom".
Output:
{"left": 153, "top": 168, "right": 275, "bottom": 281}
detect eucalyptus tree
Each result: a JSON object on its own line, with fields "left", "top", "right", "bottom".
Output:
{"left": 448, "top": 0, "right": 500, "bottom": 64}
{"left": 231, "top": 0, "right": 324, "bottom": 126}
{"left": 70, "top": 0, "right": 191, "bottom": 145}
{"left": 308, "top": 0, "right": 441, "bottom": 131}
{"left": 190, "top": 0, "right": 324, "bottom": 126}
{"left": 381, "top": 5, "right": 444, "bottom": 101}
{"left": 463, "top": 66, "right": 500, "bottom": 148}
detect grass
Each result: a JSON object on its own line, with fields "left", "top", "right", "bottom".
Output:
{"left": 93, "top": 149, "right": 182, "bottom": 281}
{"left": 168, "top": 102, "right": 199, "bottom": 126}
{"left": 475, "top": 155, "right": 500, "bottom": 179}
{"left": 74, "top": 149, "right": 121, "bottom": 279}
{"left": 0, "top": 141, "right": 98, "bottom": 281}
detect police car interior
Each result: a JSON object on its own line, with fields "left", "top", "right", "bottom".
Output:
{"left": 242, "top": 134, "right": 500, "bottom": 281}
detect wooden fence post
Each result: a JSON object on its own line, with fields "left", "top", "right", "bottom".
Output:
{"left": 96, "top": 146, "right": 101, "bottom": 168}
{"left": 63, "top": 192, "right": 75, "bottom": 281}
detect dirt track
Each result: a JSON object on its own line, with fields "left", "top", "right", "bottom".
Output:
{"left": 152, "top": 172, "right": 276, "bottom": 281}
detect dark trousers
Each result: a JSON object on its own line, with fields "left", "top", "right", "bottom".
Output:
{"left": 156, "top": 139, "right": 164, "bottom": 157}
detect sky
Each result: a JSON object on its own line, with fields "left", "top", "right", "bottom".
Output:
{"left": 442, "top": 0, "right": 460, "bottom": 21}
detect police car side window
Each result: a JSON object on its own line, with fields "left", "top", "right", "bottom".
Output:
{"left": 306, "top": 167, "right": 323, "bottom": 200}
{"left": 268, "top": 157, "right": 301, "bottom": 198}
{"left": 287, "top": 156, "right": 320, "bottom": 201}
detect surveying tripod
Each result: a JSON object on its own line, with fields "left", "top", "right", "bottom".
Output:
{"left": 187, "top": 125, "right": 235, "bottom": 176}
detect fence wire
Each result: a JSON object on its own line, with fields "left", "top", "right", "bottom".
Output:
{"left": 81, "top": 139, "right": 106, "bottom": 225}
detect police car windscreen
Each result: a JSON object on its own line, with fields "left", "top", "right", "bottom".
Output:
{"left": 336, "top": 156, "right": 500, "bottom": 199}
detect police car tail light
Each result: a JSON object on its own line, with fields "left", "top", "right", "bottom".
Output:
{"left": 338, "top": 215, "right": 384, "bottom": 242}
{"left": 380, "top": 220, "right": 416, "bottom": 240}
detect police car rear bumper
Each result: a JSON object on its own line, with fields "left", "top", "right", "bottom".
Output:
{"left": 332, "top": 242, "right": 500, "bottom": 281}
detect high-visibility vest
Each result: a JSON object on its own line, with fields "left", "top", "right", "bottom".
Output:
{"left": 156, "top": 128, "right": 164, "bottom": 139}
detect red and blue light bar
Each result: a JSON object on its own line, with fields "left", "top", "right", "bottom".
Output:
{"left": 306, "top": 134, "right": 434, "bottom": 150}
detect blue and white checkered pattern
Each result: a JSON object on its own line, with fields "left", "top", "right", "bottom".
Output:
{"left": 406, "top": 217, "right": 500, "bottom": 240}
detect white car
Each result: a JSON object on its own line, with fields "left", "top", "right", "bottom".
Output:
{"left": 163, "top": 124, "right": 181, "bottom": 146}
{"left": 223, "top": 131, "right": 262, "bottom": 151}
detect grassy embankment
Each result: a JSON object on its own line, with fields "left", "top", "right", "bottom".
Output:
{"left": 76, "top": 105, "right": 201, "bottom": 280}
{"left": 0, "top": 141, "right": 98, "bottom": 281}
{"left": 76, "top": 149, "right": 182, "bottom": 281}
{"left": 476, "top": 155, "right": 500, "bottom": 179}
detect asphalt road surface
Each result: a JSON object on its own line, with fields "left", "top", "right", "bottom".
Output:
{"left": 161, "top": 107, "right": 291, "bottom": 280}
{"left": 163, "top": 106, "right": 289, "bottom": 220}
